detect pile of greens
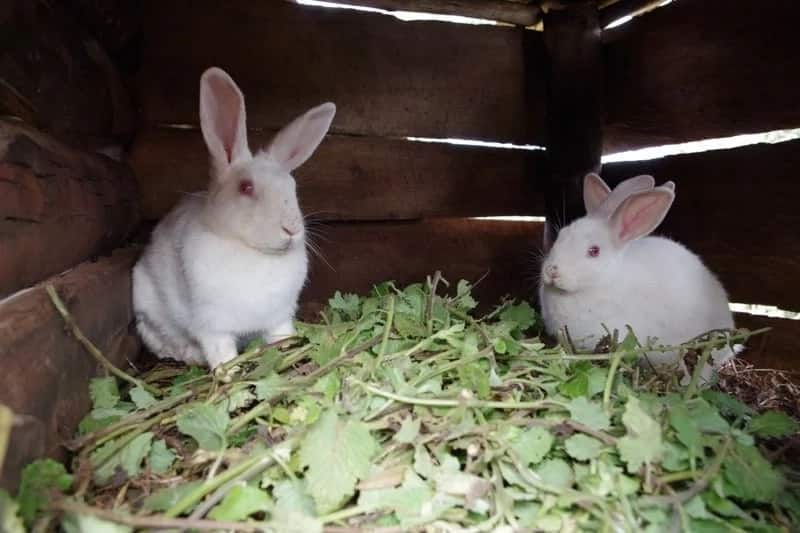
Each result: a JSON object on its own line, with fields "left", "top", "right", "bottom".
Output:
{"left": 3, "top": 275, "right": 799, "bottom": 532}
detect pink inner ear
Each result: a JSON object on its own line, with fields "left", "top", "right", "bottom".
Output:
{"left": 619, "top": 196, "right": 662, "bottom": 241}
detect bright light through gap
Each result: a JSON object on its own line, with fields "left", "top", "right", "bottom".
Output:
{"left": 296, "top": 0, "right": 497, "bottom": 25}
{"left": 406, "top": 136, "right": 545, "bottom": 151}
{"left": 729, "top": 303, "right": 799, "bottom": 320}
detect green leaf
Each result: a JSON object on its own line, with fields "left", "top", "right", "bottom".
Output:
{"left": 224, "top": 389, "right": 256, "bottom": 412}
{"left": 567, "top": 397, "right": 611, "bottom": 431}
{"left": 17, "top": 459, "right": 73, "bottom": 525}
{"left": 564, "top": 434, "right": 604, "bottom": 461}
{"left": 299, "top": 410, "right": 379, "bottom": 513}
{"left": 0, "top": 489, "right": 25, "bottom": 533}
{"left": 209, "top": 483, "right": 272, "bottom": 521}
{"left": 129, "top": 386, "right": 157, "bottom": 409}
{"left": 169, "top": 366, "right": 206, "bottom": 396}
{"left": 273, "top": 479, "right": 316, "bottom": 517}
{"left": 394, "top": 417, "right": 421, "bottom": 444}
{"left": 669, "top": 404, "right": 702, "bottom": 456}
{"left": 148, "top": 439, "right": 176, "bottom": 474}
{"left": 78, "top": 412, "right": 120, "bottom": 435}
{"left": 748, "top": 410, "right": 799, "bottom": 438}
{"left": 457, "top": 363, "right": 490, "bottom": 399}
{"left": 534, "top": 459, "right": 574, "bottom": 489}
{"left": 143, "top": 481, "right": 203, "bottom": 512}
{"left": 89, "top": 377, "right": 120, "bottom": 409}
{"left": 559, "top": 372, "right": 588, "bottom": 399}
{"left": 702, "top": 390, "right": 755, "bottom": 419}
{"left": 62, "top": 513, "right": 133, "bottom": 533}
{"left": 255, "top": 373, "right": 284, "bottom": 401}
{"left": 359, "top": 470, "right": 433, "bottom": 519}
{"left": 455, "top": 280, "right": 477, "bottom": 311}
{"left": 177, "top": 403, "right": 230, "bottom": 451}
{"left": 723, "top": 442, "right": 783, "bottom": 503}
{"left": 617, "top": 396, "right": 663, "bottom": 473}
{"left": 119, "top": 432, "right": 154, "bottom": 477}
{"left": 511, "top": 427, "right": 554, "bottom": 466}
{"left": 499, "top": 302, "right": 537, "bottom": 334}
{"left": 329, "top": 291, "right": 361, "bottom": 321}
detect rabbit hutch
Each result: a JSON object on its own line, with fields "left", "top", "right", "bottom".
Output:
{"left": 1, "top": 0, "right": 800, "bottom": 523}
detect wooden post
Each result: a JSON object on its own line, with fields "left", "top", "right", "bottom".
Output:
{"left": 541, "top": 1, "right": 603, "bottom": 248}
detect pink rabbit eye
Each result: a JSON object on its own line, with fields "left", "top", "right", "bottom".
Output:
{"left": 587, "top": 245, "right": 600, "bottom": 258}
{"left": 238, "top": 179, "right": 254, "bottom": 196}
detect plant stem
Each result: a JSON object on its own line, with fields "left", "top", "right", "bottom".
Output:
{"left": 46, "top": 284, "right": 161, "bottom": 396}
{"left": 164, "top": 448, "right": 280, "bottom": 517}
{"left": 352, "top": 379, "right": 563, "bottom": 411}
{"left": 684, "top": 346, "right": 712, "bottom": 400}
{"left": 378, "top": 295, "right": 395, "bottom": 361}
{"left": 52, "top": 499, "right": 269, "bottom": 531}
{"left": 603, "top": 344, "right": 627, "bottom": 413}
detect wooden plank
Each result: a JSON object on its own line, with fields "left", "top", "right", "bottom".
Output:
{"left": 0, "top": 248, "right": 141, "bottom": 491}
{"left": 298, "top": 218, "right": 544, "bottom": 317}
{"left": 0, "top": 120, "right": 140, "bottom": 298}
{"left": 138, "top": 0, "right": 545, "bottom": 143}
{"left": 604, "top": 0, "right": 800, "bottom": 153}
{"left": 0, "top": 1, "right": 135, "bottom": 146}
{"left": 130, "top": 128, "right": 546, "bottom": 221}
{"left": 602, "top": 139, "right": 800, "bottom": 310}
{"left": 541, "top": 1, "right": 603, "bottom": 247}
{"left": 734, "top": 314, "right": 800, "bottom": 372}
{"left": 322, "top": 0, "right": 541, "bottom": 26}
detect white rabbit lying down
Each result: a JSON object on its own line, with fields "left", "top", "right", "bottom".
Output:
{"left": 539, "top": 173, "right": 735, "bottom": 382}
{"left": 133, "top": 67, "right": 336, "bottom": 368}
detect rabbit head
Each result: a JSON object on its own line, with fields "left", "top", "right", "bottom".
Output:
{"left": 541, "top": 177, "right": 675, "bottom": 293}
{"left": 198, "top": 67, "right": 336, "bottom": 254}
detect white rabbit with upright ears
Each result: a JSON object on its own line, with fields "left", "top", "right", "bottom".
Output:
{"left": 133, "top": 67, "right": 336, "bottom": 368}
{"left": 539, "top": 173, "right": 734, "bottom": 378}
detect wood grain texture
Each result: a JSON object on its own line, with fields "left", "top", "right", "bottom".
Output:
{"left": 0, "top": 248, "right": 140, "bottom": 491}
{"left": 130, "top": 128, "right": 546, "bottom": 221}
{"left": 604, "top": 0, "right": 800, "bottom": 152}
{"left": 0, "top": 1, "right": 135, "bottom": 145}
{"left": 298, "top": 218, "right": 544, "bottom": 317}
{"left": 602, "top": 139, "right": 800, "bottom": 310}
{"left": 138, "top": 0, "right": 545, "bottom": 143}
{"left": 542, "top": 1, "right": 603, "bottom": 247}
{"left": 322, "top": 0, "right": 541, "bottom": 26}
{"left": 0, "top": 120, "right": 140, "bottom": 298}
{"left": 734, "top": 314, "right": 800, "bottom": 372}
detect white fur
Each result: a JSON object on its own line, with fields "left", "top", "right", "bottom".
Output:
{"left": 539, "top": 175, "right": 734, "bottom": 379}
{"left": 133, "top": 67, "right": 336, "bottom": 368}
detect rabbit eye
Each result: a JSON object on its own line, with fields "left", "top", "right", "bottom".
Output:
{"left": 238, "top": 179, "right": 254, "bottom": 196}
{"left": 587, "top": 245, "right": 600, "bottom": 258}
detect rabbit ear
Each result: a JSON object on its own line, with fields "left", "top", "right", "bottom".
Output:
{"left": 659, "top": 180, "right": 676, "bottom": 192}
{"left": 597, "top": 174, "right": 655, "bottom": 217}
{"left": 267, "top": 102, "right": 336, "bottom": 172}
{"left": 610, "top": 187, "right": 675, "bottom": 244}
{"left": 200, "top": 67, "right": 251, "bottom": 176}
{"left": 583, "top": 173, "right": 611, "bottom": 213}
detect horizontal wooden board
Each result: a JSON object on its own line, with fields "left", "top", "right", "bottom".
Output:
{"left": 0, "top": 1, "right": 135, "bottom": 146}
{"left": 138, "top": 0, "right": 545, "bottom": 143}
{"left": 131, "top": 128, "right": 545, "bottom": 221}
{"left": 0, "top": 248, "right": 140, "bottom": 491}
{"left": 733, "top": 314, "right": 800, "bottom": 372}
{"left": 603, "top": 139, "right": 800, "bottom": 310}
{"left": 0, "top": 121, "right": 140, "bottom": 298}
{"left": 297, "top": 218, "right": 544, "bottom": 317}
{"left": 604, "top": 0, "right": 800, "bottom": 152}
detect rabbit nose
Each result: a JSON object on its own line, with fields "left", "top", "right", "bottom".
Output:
{"left": 546, "top": 265, "right": 559, "bottom": 279}
{"left": 281, "top": 225, "right": 297, "bottom": 237}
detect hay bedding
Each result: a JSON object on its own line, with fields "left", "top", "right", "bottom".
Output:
{"left": 2, "top": 276, "right": 799, "bottom": 532}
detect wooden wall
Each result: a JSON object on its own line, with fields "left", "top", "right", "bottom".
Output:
{"left": 0, "top": 0, "right": 142, "bottom": 490}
